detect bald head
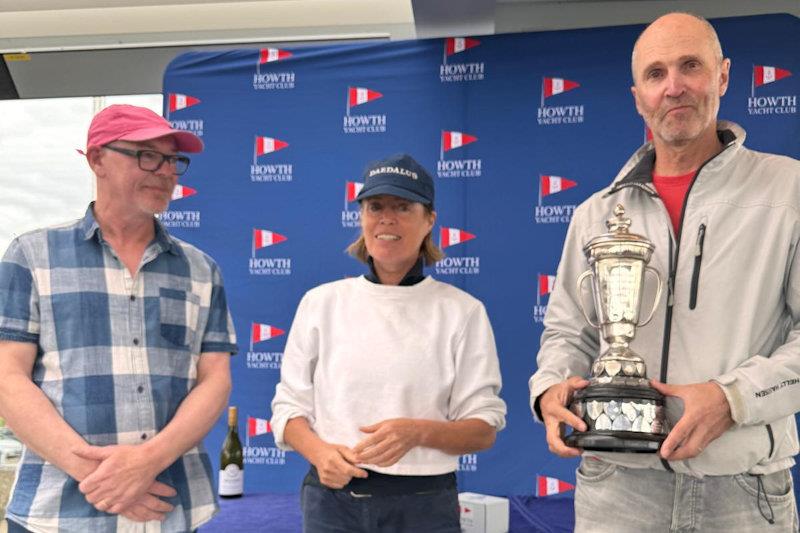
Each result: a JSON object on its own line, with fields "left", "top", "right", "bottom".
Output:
{"left": 632, "top": 13, "right": 723, "bottom": 82}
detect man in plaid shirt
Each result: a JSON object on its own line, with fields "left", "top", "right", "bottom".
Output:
{"left": 0, "top": 105, "right": 238, "bottom": 532}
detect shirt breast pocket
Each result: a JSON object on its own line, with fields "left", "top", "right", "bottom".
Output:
{"left": 159, "top": 288, "right": 201, "bottom": 349}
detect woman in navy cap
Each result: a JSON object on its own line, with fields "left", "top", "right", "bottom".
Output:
{"left": 271, "top": 154, "right": 506, "bottom": 532}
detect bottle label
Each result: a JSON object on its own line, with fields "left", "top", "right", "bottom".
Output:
{"left": 218, "top": 464, "right": 244, "bottom": 495}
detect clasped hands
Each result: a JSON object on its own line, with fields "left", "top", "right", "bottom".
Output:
{"left": 540, "top": 377, "right": 734, "bottom": 460}
{"left": 313, "top": 418, "right": 420, "bottom": 489}
{"left": 72, "top": 443, "right": 175, "bottom": 522}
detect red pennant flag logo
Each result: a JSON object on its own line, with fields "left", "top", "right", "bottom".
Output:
{"left": 540, "top": 175, "right": 577, "bottom": 197}
{"left": 259, "top": 48, "right": 292, "bottom": 64}
{"left": 348, "top": 86, "right": 383, "bottom": 107}
{"left": 171, "top": 185, "right": 197, "bottom": 201}
{"left": 252, "top": 229, "right": 287, "bottom": 250}
{"left": 538, "top": 274, "right": 556, "bottom": 296}
{"left": 445, "top": 37, "right": 481, "bottom": 56}
{"left": 168, "top": 93, "right": 201, "bottom": 113}
{"left": 346, "top": 181, "right": 365, "bottom": 202}
{"left": 542, "top": 77, "right": 580, "bottom": 99}
{"left": 441, "top": 131, "right": 478, "bottom": 152}
{"left": 645, "top": 124, "right": 654, "bottom": 143}
{"left": 247, "top": 416, "right": 272, "bottom": 437}
{"left": 251, "top": 322, "right": 285, "bottom": 344}
{"left": 255, "top": 136, "right": 289, "bottom": 156}
{"left": 536, "top": 475, "right": 574, "bottom": 497}
{"left": 439, "top": 227, "right": 476, "bottom": 249}
{"left": 753, "top": 65, "right": 792, "bottom": 87}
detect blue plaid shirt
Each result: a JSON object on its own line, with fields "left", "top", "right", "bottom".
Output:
{"left": 0, "top": 205, "right": 237, "bottom": 532}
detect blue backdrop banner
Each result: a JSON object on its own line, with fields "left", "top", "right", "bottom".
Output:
{"left": 162, "top": 14, "right": 800, "bottom": 496}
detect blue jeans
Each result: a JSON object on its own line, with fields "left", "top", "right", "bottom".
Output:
{"left": 575, "top": 457, "right": 799, "bottom": 532}
{"left": 300, "top": 483, "right": 460, "bottom": 533}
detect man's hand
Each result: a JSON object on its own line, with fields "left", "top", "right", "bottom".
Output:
{"left": 311, "top": 443, "right": 368, "bottom": 489}
{"left": 539, "top": 376, "right": 589, "bottom": 457}
{"left": 74, "top": 444, "right": 166, "bottom": 514}
{"left": 119, "top": 484, "right": 177, "bottom": 522}
{"left": 651, "top": 380, "right": 734, "bottom": 461}
{"left": 353, "top": 419, "right": 421, "bottom": 467}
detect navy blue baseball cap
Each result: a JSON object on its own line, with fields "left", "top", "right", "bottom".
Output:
{"left": 356, "top": 153, "right": 434, "bottom": 205}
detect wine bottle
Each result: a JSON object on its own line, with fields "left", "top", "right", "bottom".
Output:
{"left": 218, "top": 406, "right": 244, "bottom": 498}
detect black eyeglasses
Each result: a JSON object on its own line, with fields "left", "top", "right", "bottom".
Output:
{"left": 103, "top": 144, "right": 191, "bottom": 176}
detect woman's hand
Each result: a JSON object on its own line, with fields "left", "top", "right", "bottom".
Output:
{"left": 311, "top": 442, "right": 368, "bottom": 489}
{"left": 353, "top": 419, "right": 421, "bottom": 467}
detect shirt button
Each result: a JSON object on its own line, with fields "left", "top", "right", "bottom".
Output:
{"left": 141, "top": 433, "right": 147, "bottom": 440}
{"left": 133, "top": 338, "right": 139, "bottom": 345}
{"left": 137, "top": 385, "right": 144, "bottom": 393}
{"left": 130, "top": 294, "right": 136, "bottom": 301}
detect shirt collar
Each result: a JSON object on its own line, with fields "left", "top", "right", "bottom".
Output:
{"left": 80, "top": 202, "right": 180, "bottom": 256}
{"left": 365, "top": 255, "right": 426, "bottom": 286}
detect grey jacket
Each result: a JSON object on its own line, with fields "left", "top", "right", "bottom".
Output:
{"left": 530, "top": 121, "right": 800, "bottom": 476}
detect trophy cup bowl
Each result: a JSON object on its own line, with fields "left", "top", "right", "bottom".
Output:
{"left": 563, "top": 204, "right": 668, "bottom": 453}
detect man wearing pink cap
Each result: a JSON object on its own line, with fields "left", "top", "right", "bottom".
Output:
{"left": 0, "top": 105, "right": 237, "bottom": 532}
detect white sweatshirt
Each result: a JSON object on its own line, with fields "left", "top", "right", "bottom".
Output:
{"left": 271, "top": 275, "right": 506, "bottom": 476}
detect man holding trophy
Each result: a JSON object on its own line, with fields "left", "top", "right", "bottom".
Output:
{"left": 530, "top": 12, "right": 800, "bottom": 531}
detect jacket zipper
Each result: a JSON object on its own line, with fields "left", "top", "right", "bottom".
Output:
{"left": 659, "top": 233, "right": 675, "bottom": 383}
{"left": 689, "top": 223, "right": 706, "bottom": 310}
{"left": 657, "top": 148, "right": 725, "bottom": 384}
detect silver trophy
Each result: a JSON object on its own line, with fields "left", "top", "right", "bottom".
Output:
{"left": 564, "top": 204, "right": 668, "bottom": 452}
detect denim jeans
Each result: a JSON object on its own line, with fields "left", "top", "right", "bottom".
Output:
{"left": 300, "top": 483, "right": 461, "bottom": 533}
{"left": 575, "top": 457, "right": 799, "bottom": 532}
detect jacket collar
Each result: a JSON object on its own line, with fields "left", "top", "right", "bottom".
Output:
{"left": 608, "top": 120, "right": 745, "bottom": 195}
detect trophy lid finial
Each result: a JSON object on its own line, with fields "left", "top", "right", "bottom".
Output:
{"left": 606, "top": 204, "right": 632, "bottom": 233}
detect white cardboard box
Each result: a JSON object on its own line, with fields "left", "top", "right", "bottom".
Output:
{"left": 459, "top": 492, "right": 509, "bottom": 533}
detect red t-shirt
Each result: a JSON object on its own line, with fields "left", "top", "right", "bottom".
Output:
{"left": 652, "top": 171, "right": 695, "bottom": 235}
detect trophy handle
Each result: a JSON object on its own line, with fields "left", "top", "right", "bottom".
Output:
{"left": 637, "top": 266, "right": 663, "bottom": 327}
{"left": 576, "top": 270, "right": 600, "bottom": 328}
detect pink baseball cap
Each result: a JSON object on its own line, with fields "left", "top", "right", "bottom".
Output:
{"left": 82, "top": 104, "right": 203, "bottom": 154}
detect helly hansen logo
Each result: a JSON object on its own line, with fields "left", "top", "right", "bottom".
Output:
{"left": 755, "top": 378, "right": 800, "bottom": 398}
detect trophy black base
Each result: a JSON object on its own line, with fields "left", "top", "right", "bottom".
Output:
{"left": 564, "top": 430, "right": 664, "bottom": 453}
{"left": 566, "top": 383, "right": 667, "bottom": 453}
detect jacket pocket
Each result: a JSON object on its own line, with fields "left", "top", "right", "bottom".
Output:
{"left": 689, "top": 222, "right": 706, "bottom": 310}
{"left": 159, "top": 287, "right": 201, "bottom": 348}
{"left": 766, "top": 424, "right": 775, "bottom": 458}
